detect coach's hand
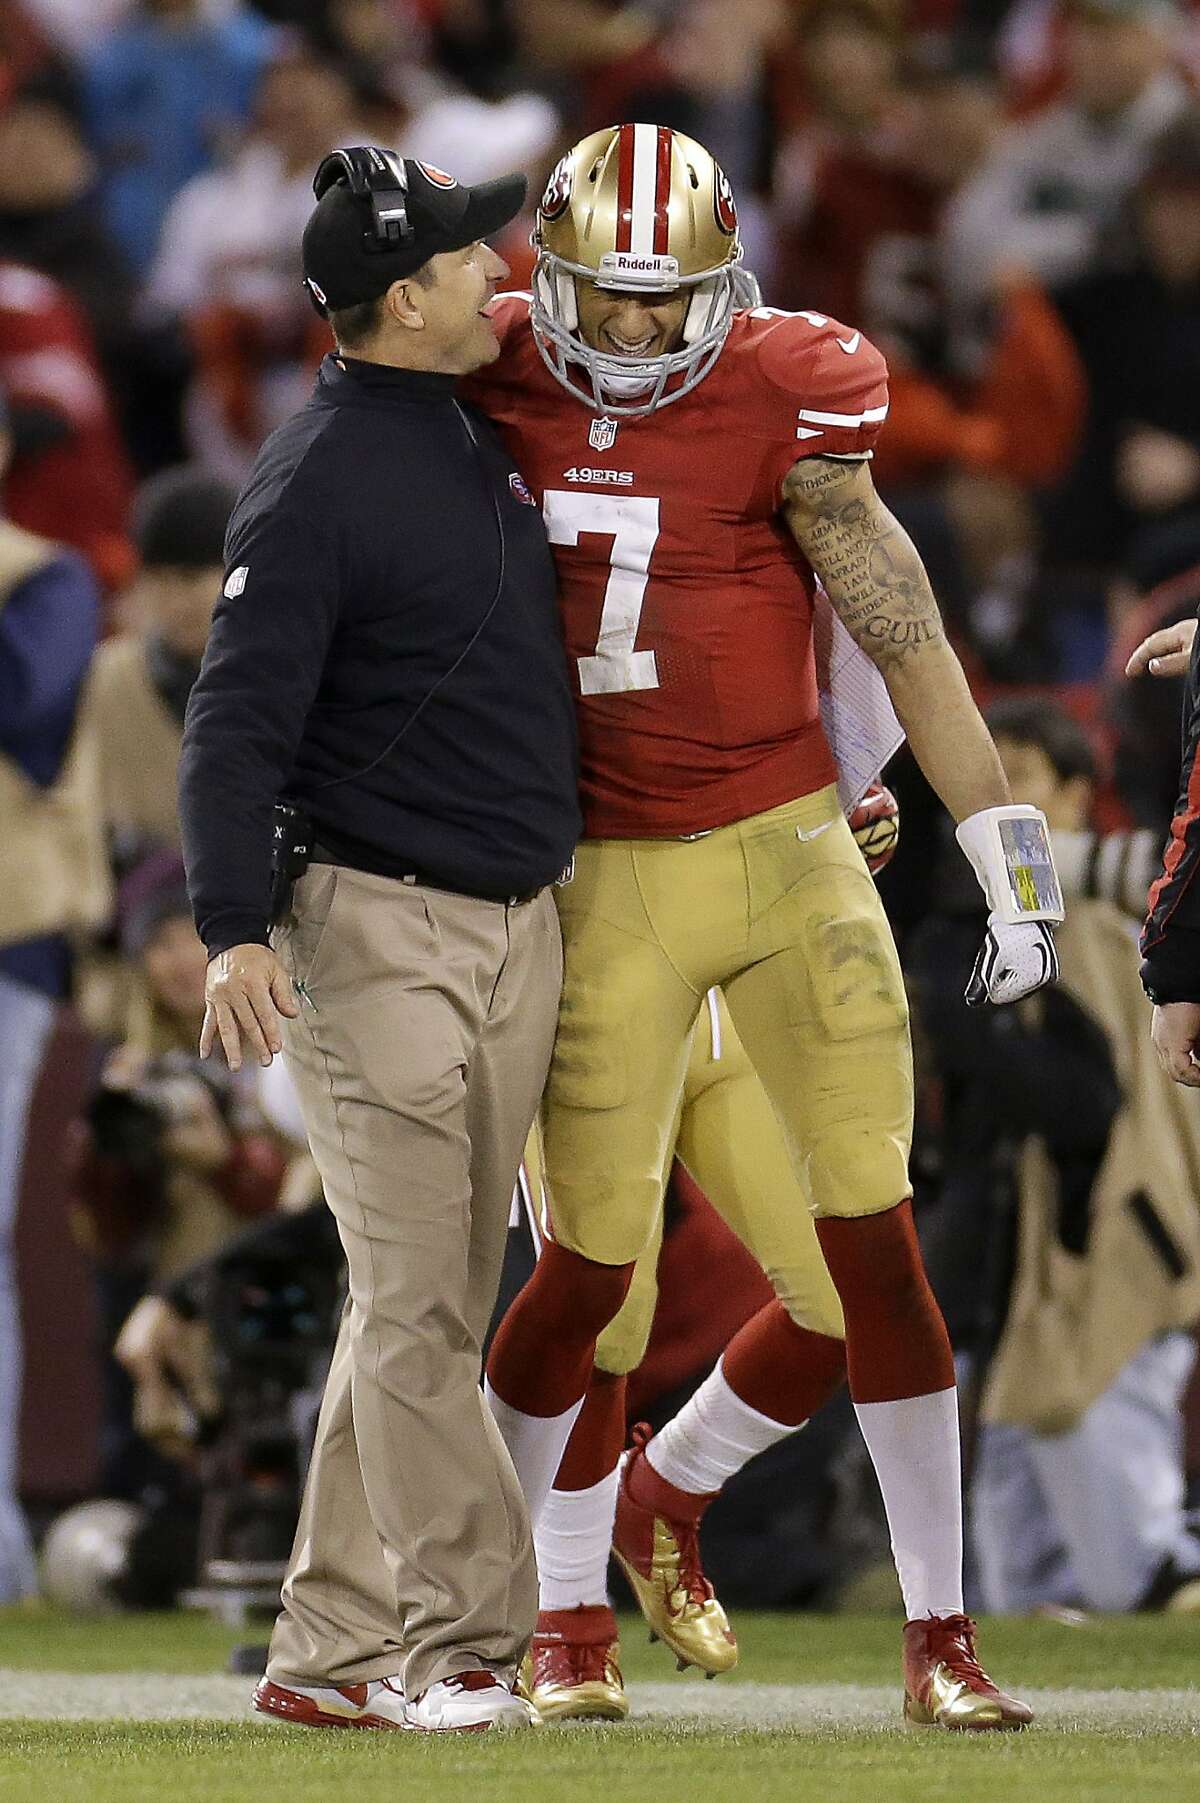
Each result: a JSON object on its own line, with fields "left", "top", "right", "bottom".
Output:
{"left": 1152, "top": 1001, "right": 1200, "bottom": 1089}
{"left": 1125, "top": 617, "right": 1196, "bottom": 679}
{"left": 201, "top": 942, "right": 298, "bottom": 1069}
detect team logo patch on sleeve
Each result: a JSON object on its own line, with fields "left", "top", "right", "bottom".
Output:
{"left": 223, "top": 565, "right": 249, "bottom": 598}
{"left": 509, "top": 472, "right": 536, "bottom": 505}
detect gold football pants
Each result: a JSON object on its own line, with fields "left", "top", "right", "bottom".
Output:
{"left": 542, "top": 786, "right": 914, "bottom": 1286}
{"left": 588, "top": 987, "right": 847, "bottom": 1376}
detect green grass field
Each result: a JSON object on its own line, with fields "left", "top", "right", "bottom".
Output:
{"left": 0, "top": 1606, "right": 1195, "bottom": 1803}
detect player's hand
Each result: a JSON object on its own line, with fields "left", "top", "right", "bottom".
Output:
{"left": 1125, "top": 618, "right": 1196, "bottom": 679}
{"left": 849, "top": 782, "right": 899, "bottom": 876}
{"left": 1152, "top": 1001, "right": 1200, "bottom": 1088}
{"left": 965, "top": 919, "right": 1059, "bottom": 1007}
{"left": 201, "top": 942, "right": 298, "bottom": 1070}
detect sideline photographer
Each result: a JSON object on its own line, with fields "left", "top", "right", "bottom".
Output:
{"left": 69, "top": 852, "right": 290, "bottom": 1493}
{"left": 178, "top": 149, "right": 579, "bottom": 1733}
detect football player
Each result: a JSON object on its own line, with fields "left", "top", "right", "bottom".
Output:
{"left": 464, "top": 125, "right": 1062, "bottom": 1730}
{"left": 527, "top": 789, "right": 896, "bottom": 1723}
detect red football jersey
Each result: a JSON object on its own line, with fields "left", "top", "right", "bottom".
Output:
{"left": 465, "top": 295, "right": 889, "bottom": 839}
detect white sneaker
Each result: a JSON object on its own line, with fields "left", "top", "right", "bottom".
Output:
{"left": 253, "top": 1674, "right": 409, "bottom": 1730}
{"left": 405, "top": 1672, "right": 538, "bottom": 1732}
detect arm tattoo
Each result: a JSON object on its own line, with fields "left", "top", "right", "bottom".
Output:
{"left": 782, "top": 457, "right": 945, "bottom": 673}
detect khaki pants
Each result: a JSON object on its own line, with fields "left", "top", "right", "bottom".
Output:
{"left": 265, "top": 863, "right": 561, "bottom": 1698}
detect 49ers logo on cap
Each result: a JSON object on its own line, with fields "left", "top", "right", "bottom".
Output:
{"left": 417, "top": 162, "right": 457, "bottom": 188}
{"left": 540, "top": 155, "right": 572, "bottom": 222}
{"left": 713, "top": 165, "right": 737, "bottom": 236}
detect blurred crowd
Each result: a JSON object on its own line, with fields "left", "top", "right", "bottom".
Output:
{"left": 5, "top": 0, "right": 1200, "bottom": 1621}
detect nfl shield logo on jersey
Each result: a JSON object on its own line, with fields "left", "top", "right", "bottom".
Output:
{"left": 589, "top": 416, "right": 618, "bottom": 452}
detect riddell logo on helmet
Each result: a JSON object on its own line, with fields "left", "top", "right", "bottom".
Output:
{"left": 596, "top": 252, "right": 679, "bottom": 284}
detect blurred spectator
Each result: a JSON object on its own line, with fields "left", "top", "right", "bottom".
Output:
{"left": 311, "top": 0, "right": 433, "bottom": 132}
{"left": 913, "top": 697, "right": 1200, "bottom": 1615}
{"left": 0, "top": 260, "right": 134, "bottom": 586}
{"left": 882, "top": 67, "right": 1087, "bottom": 491}
{"left": 80, "top": 465, "right": 234, "bottom": 869}
{"left": 82, "top": 0, "right": 276, "bottom": 276}
{"left": 944, "top": 0, "right": 1190, "bottom": 301}
{"left": 0, "top": 0, "right": 79, "bottom": 113}
{"left": 0, "top": 405, "right": 108, "bottom": 1596}
{"left": 21, "top": 0, "right": 144, "bottom": 55}
{"left": 145, "top": 44, "right": 359, "bottom": 475}
{"left": 69, "top": 850, "right": 287, "bottom": 1492}
{"left": 0, "top": 85, "right": 140, "bottom": 383}
{"left": 72, "top": 852, "right": 286, "bottom": 1281}
{"left": 398, "top": 85, "right": 562, "bottom": 288}
{"left": 512, "top": 0, "right": 709, "bottom": 141}
{"left": 1050, "top": 109, "right": 1200, "bottom": 581}
{"left": 776, "top": 40, "right": 1086, "bottom": 653}
{"left": 773, "top": 0, "right": 923, "bottom": 321}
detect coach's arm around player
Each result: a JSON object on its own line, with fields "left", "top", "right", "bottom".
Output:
{"left": 782, "top": 453, "right": 1063, "bottom": 1005}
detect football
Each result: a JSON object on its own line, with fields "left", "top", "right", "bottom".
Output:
{"left": 848, "top": 782, "right": 900, "bottom": 875}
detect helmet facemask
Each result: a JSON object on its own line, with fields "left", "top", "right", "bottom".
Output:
{"left": 532, "top": 255, "right": 739, "bottom": 415}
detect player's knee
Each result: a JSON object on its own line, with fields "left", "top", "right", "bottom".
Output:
{"left": 595, "top": 1302, "right": 654, "bottom": 1376}
{"left": 814, "top": 1199, "right": 930, "bottom": 1319}
{"left": 779, "top": 1286, "right": 846, "bottom": 1343}
{"left": 523, "top": 1239, "right": 636, "bottom": 1341}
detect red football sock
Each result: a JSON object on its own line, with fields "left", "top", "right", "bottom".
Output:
{"left": 555, "top": 1369, "right": 628, "bottom": 1491}
{"left": 486, "top": 1239, "right": 635, "bottom": 1416}
{"left": 722, "top": 1300, "right": 846, "bottom": 1427}
{"left": 815, "top": 1200, "right": 954, "bottom": 1404}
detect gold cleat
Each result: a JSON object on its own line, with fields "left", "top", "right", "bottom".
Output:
{"left": 902, "top": 1614, "right": 1033, "bottom": 1731}
{"left": 527, "top": 1605, "right": 629, "bottom": 1722}
{"left": 612, "top": 1425, "right": 738, "bottom": 1676}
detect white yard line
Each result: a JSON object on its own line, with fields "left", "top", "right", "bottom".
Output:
{"left": 0, "top": 1671, "right": 1197, "bottom": 1732}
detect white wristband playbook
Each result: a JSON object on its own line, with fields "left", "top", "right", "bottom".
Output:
{"left": 956, "top": 805, "right": 1065, "bottom": 927}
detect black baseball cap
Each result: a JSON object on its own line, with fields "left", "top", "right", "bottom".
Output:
{"left": 302, "top": 146, "right": 527, "bottom": 313}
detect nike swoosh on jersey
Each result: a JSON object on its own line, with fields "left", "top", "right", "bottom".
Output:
{"left": 836, "top": 332, "right": 861, "bottom": 355}
{"left": 796, "top": 818, "right": 836, "bottom": 842}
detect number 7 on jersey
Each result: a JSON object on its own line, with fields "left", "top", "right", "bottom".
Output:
{"left": 542, "top": 489, "right": 661, "bottom": 695}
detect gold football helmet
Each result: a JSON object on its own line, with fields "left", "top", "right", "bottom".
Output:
{"left": 531, "top": 123, "right": 745, "bottom": 416}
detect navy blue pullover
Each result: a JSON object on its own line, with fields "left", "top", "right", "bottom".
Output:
{"left": 179, "top": 355, "right": 581, "bottom": 958}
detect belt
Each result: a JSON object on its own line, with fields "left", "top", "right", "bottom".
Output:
{"left": 311, "top": 844, "right": 542, "bottom": 907}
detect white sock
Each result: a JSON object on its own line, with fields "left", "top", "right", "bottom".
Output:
{"left": 645, "top": 1358, "right": 798, "bottom": 1496}
{"left": 484, "top": 1380, "right": 584, "bottom": 1529}
{"left": 535, "top": 1470, "right": 620, "bottom": 1611}
{"left": 854, "top": 1386, "right": 964, "bottom": 1619}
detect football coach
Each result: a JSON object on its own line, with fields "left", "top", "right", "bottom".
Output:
{"left": 178, "top": 148, "right": 581, "bottom": 1734}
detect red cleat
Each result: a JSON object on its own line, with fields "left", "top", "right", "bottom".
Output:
{"left": 612, "top": 1423, "right": 737, "bottom": 1675}
{"left": 902, "top": 1614, "right": 1034, "bottom": 1731}
{"left": 527, "top": 1604, "right": 629, "bottom": 1721}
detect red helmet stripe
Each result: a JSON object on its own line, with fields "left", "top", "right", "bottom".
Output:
{"left": 615, "top": 123, "right": 635, "bottom": 253}
{"left": 653, "top": 126, "right": 672, "bottom": 254}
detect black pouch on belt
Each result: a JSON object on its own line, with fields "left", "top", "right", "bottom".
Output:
{"left": 268, "top": 801, "right": 313, "bottom": 925}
